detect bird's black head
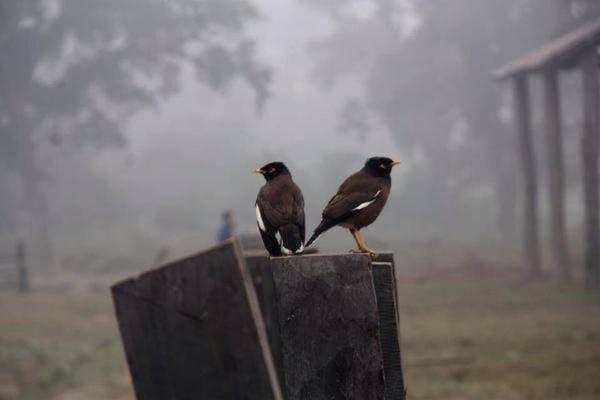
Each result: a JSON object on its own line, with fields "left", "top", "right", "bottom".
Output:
{"left": 254, "top": 161, "right": 291, "bottom": 181}
{"left": 362, "top": 157, "right": 400, "bottom": 177}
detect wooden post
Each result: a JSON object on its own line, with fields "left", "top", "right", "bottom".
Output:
{"left": 543, "top": 69, "right": 571, "bottom": 281}
{"left": 581, "top": 48, "right": 600, "bottom": 288}
{"left": 16, "top": 240, "right": 29, "bottom": 293}
{"left": 371, "top": 260, "right": 406, "bottom": 400}
{"left": 513, "top": 75, "right": 542, "bottom": 279}
{"left": 111, "top": 240, "right": 283, "bottom": 400}
{"left": 112, "top": 244, "right": 406, "bottom": 398}
{"left": 270, "top": 254, "right": 406, "bottom": 400}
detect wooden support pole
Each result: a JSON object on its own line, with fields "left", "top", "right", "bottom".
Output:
{"left": 581, "top": 48, "right": 600, "bottom": 288}
{"left": 270, "top": 253, "right": 405, "bottom": 400}
{"left": 16, "top": 240, "right": 29, "bottom": 293}
{"left": 513, "top": 75, "right": 542, "bottom": 279}
{"left": 543, "top": 69, "right": 571, "bottom": 281}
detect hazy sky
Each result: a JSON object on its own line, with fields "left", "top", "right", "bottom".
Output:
{"left": 76, "top": 0, "right": 409, "bottom": 252}
{"left": 10, "top": 0, "right": 598, "bottom": 269}
{"left": 126, "top": 0, "right": 402, "bottom": 163}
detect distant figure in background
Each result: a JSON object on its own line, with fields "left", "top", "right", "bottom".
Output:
{"left": 217, "top": 211, "right": 235, "bottom": 243}
{"left": 152, "top": 246, "right": 170, "bottom": 268}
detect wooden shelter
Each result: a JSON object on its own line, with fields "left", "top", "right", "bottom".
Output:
{"left": 494, "top": 18, "right": 600, "bottom": 286}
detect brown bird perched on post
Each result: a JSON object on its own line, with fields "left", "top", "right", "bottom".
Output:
{"left": 254, "top": 162, "right": 305, "bottom": 256}
{"left": 305, "top": 157, "right": 400, "bottom": 258}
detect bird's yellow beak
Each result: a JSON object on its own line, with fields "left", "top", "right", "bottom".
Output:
{"left": 254, "top": 168, "right": 264, "bottom": 174}
{"left": 391, "top": 160, "right": 401, "bottom": 167}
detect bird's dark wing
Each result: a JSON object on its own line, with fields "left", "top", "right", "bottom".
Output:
{"left": 258, "top": 227, "right": 282, "bottom": 256}
{"left": 256, "top": 179, "right": 305, "bottom": 254}
{"left": 322, "top": 173, "right": 383, "bottom": 221}
{"left": 257, "top": 183, "right": 304, "bottom": 228}
{"left": 256, "top": 196, "right": 287, "bottom": 230}
{"left": 305, "top": 172, "right": 382, "bottom": 247}
{"left": 299, "top": 207, "right": 306, "bottom": 243}
{"left": 293, "top": 188, "right": 305, "bottom": 243}
{"left": 255, "top": 200, "right": 282, "bottom": 256}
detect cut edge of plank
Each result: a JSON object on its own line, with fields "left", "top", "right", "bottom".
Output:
{"left": 234, "top": 239, "right": 284, "bottom": 400}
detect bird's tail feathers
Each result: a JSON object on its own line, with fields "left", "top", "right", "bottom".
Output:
{"left": 279, "top": 224, "right": 303, "bottom": 254}
{"left": 305, "top": 219, "right": 334, "bottom": 248}
{"left": 305, "top": 232, "right": 320, "bottom": 248}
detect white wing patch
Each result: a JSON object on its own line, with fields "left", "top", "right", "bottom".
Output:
{"left": 352, "top": 190, "right": 381, "bottom": 211}
{"left": 255, "top": 204, "right": 266, "bottom": 232}
{"left": 281, "top": 242, "right": 304, "bottom": 255}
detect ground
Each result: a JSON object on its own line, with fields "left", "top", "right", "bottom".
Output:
{"left": 0, "top": 272, "right": 599, "bottom": 399}
{"left": 400, "top": 280, "right": 600, "bottom": 400}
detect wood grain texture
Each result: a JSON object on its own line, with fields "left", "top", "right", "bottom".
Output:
{"left": 112, "top": 239, "right": 281, "bottom": 400}
{"left": 244, "top": 253, "right": 285, "bottom": 387}
{"left": 372, "top": 261, "right": 406, "bottom": 400}
{"left": 271, "top": 253, "right": 385, "bottom": 400}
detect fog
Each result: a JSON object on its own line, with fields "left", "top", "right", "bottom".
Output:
{"left": 3, "top": 1, "right": 600, "bottom": 399}
{"left": 2, "top": 1, "right": 600, "bottom": 272}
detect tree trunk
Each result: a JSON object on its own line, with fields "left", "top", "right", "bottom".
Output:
{"left": 22, "top": 175, "right": 52, "bottom": 271}
{"left": 13, "top": 107, "right": 53, "bottom": 271}
{"left": 581, "top": 48, "right": 600, "bottom": 288}
{"left": 543, "top": 69, "right": 571, "bottom": 281}
{"left": 513, "top": 75, "right": 542, "bottom": 279}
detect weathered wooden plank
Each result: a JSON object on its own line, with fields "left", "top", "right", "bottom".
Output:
{"left": 244, "top": 253, "right": 285, "bottom": 386}
{"left": 112, "top": 239, "right": 282, "bottom": 400}
{"left": 372, "top": 261, "right": 406, "bottom": 400}
{"left": 376, "top": 253, "right": 401, "bottom": 314}
{"left": 271, "top": 253, "right": 385, "bottom": 400}
{"left": 493, "top": 17, "right": 600, "bottom": 80}
{"left": 112, "top": 279, "right": 171, "bottom": 399}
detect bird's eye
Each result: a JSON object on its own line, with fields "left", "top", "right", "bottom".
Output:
{"left": 269, "top": 167, "right": 276, "bottom": 173}
{"left": 379, "top": 163, "right": 386, "bottom": 169}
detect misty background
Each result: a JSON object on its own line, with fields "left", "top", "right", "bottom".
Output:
{"left": 4, "top": 2, "right": 600, "bottom": 400}
{"left": 2, "top": 0, "right": 600, "bottom": 273}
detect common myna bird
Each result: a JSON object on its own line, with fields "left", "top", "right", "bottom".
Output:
{"left": 254, "top": 162, "right": 305, "bottom": 256}
{"left": 305, "top": 157, "right": 400, "bottom": 258}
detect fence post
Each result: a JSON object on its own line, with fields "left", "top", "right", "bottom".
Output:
{"left": 16, "top": 240, "right": 29, "bottom": 293}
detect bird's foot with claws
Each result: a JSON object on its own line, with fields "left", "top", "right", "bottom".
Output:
{"left": 350, "top": 248, "right": 378, "bottom": 260}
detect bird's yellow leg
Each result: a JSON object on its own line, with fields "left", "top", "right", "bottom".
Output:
{"left": 350, "top": 229, "right": 378, "bottom": 259}
{"left": 356, "top": 230, "right": 378, "bottom": 259}
{"left": 349, "top": 229, "right": 362, "bottom": 253}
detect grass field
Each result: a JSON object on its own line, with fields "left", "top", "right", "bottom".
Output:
{"left": 1, "top": 274, "right": 599, "bottom": 399}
